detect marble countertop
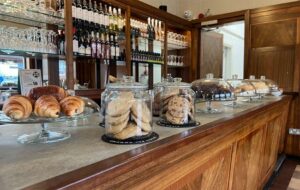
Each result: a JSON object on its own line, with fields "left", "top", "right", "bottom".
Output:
{"left": 0, "top": 96, "right": 283, "bottom": 190}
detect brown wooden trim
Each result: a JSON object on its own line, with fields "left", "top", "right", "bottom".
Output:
{"left": 191, "top": 28, "right": 199, "bottom": 81}
{"left": 65, "top": 0, "right": 74, "bottom": 89}
{"left": 244, "top": 10, "right": 250, "bottom": 78}
{"left": 192, "top": 10, "right": 247, "bottom": 27}
{"left": 251, "top": 45, "right": 296, "bottom": 51}
{"left": 294, "top": 18, "right": 300, "bottom": 92}
{"left": 251, "top": 1, "right": 300, "bottom": 14}
{"left": 163, "top": 22, "right": 168, "bottom": 78}
{"left": 75, "top": 89, "right": 103, "bottom": 100}
{"left": 24, "top": 96, "right": 291, "bottom": 190}
{"left": 125, "top": 6, "right": 131, "bottom": 76}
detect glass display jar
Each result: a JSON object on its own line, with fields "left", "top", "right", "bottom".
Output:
{"left": 101, "top": 76, "right": 157, "bottom": 143}
{"left": 153, "top": 74, "right": 173, "bottom": 116}
{"left": 260, "top": 76, "right": 282, "bottom": 96}
{"left": 191, "top": 73, "right": 234, "bottom": 113}
{"left": 158, "top": 78, "right": 196, "bottom": 126}
{"left": 246, "top": 75, "right": 270, "bottom": 97}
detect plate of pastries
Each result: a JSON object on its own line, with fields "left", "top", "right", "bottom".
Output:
{"left": 0, "top": 85, "right": 100, "bottom": 124}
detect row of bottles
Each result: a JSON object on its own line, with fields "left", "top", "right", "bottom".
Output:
{"left": 69, "top": 0, "right": 125, "bottom": 33}
{"left": 130, "top": 17, "right": 163, "bottom": 41}
{"left": 131, "top": 50, "right": 163, "bottom": 64}
{"left": 59, "top": 29, "right": 124, "bottom": 62}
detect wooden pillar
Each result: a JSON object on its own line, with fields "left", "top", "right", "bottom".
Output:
{"left": 163, "top": 22, "right": 168, "bottom": 78}
{"left": 65, "top": 0, "right": 74, "bottom": 89}
{"left": 244, "top": 10, "right": 250, "bottom": 79}
{"left": 125, "top": 6, "right": 132, "bottom": 76}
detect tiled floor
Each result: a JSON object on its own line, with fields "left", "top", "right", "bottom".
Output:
{"left": 269, "top": 157, "right": 300, "bottom": 190}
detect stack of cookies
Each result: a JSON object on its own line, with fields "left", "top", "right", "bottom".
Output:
{"left": 105, "top": 92, "right": 152, "bottom": 140}
{"left": 161, "top": 89, "right": 194, "bottom": 125}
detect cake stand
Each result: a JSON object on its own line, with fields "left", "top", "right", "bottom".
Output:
{"left": 0, "top": 97, "right": 100, "bottom": 144}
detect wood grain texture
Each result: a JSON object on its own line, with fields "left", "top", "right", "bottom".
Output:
{"left": 251, "top": 19, "right": 296, "bottom": 48}
{"left": 249, "top": 46, "right": 295, "bottom": 92}
{"left": 24, "top": 97, "right": 291, "bottom": 190}
{"left": 200, "top": 31, "right": 223, "bottom": 78}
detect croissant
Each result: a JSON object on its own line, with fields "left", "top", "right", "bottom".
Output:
{"left": 34, "top": 95, "right": 60, "bottom": 118}
{"left": 27, "top": 85, "right": 67, "bottom": 102}
{"left": 60, "top": 96, "right": 85, "bottom": 116}
{"left": 3, "top": 95, "right": 33, "bottom": 119}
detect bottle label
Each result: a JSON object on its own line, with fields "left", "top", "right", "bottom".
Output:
{"left": 73, "top": 39, "right": 79, "bottom": 52}
{"left": 76, "top": 7, "right": 82, "bottom": 20}
{"left": 111, "top": 46, "right": 115, "bottom": 57}
{"left": 100, "top": 14, "right": 104, "bottom": 25}
{"left": 72, "top": 6, "right": 76, "bottom": 18}
{"left": 79, "top": 45, "right": 85, "bottom": 55}
{"left": 86, "top": 47, "right": 91, "bottom": 56}
{"left": 89, "top": 11, "right": 94, "bottom": 22}
{"left": 97, "top": 44, "right": 101, "bottom": 58}
{"left": 83, "top": 9, "right": 89, "bottom": 21}
{"left": 116, "top": 47, "right": 120, "bottom": 57}
{"left": 92, "top": 42, "right": 97, "bottom": 57}
{"left": 104, "top": 15, "right": 109, "bottom": 26}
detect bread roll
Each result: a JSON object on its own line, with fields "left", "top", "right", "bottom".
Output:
{"left": 34, "top": 95, "right": 60, "bottom": 118}
{"left": 27, "top": 85, "right": 67, "bottom": 102}
{"left": 3, "top": 95, "right": 33, "bottom": 119}
{"left": 60, "top": 96, "right": 85, "bottom": 116}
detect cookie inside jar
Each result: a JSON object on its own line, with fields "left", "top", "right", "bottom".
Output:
{"left": 102, "top": 76, "right": 158, "bottom": 144}
{"left": 159, "top": 78, "right": 196, "bottom": 126}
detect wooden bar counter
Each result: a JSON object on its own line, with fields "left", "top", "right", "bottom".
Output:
{"left": 0, "top": 96, "right": 291, "bottom": 190}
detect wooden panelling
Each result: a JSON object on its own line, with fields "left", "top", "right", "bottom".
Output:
{"left": 231, "top": 128, "right": 264, "bottom": 190}
{"left": 250, "top": 46, "right": 295, "bottom": 92}
{"left": 285, "top": 95, "right": 300, "bottom": 156}
{"left": 251, "top": 19, "right": 297, "bottom": 48}
{"left": 200, "top": 31, "right": 223, "bottom": 78}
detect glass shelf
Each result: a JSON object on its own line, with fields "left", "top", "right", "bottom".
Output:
{"left": 168, "top": 65, "right": 189, "bottom": 68}
{"left": 0, "top": 2, "right": 64, "bottom": 27}
{"left": 167, "top": 43, "right": 189, "bottom": 50}
{"left": 0, "top": 48, "right": 60, "bottom": 58}
{"left": 131, "top": 60, "right": 164, "bottom": 65}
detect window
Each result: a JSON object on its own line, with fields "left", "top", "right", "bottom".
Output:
{"left": 0, "top": 55, "right": 25, "bottom": 88}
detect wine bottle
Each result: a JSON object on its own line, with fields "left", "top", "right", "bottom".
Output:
{"left": 117, "top": 8, "right": 123, "bottom": 32}
{"left": 113, "top": 8, "right": 118, "bottom": 32}
{"left": 93, "top": 1, "right": 99, "bottom": 29}
{"left": 72, "top": 0, "right": 77, "bottom": 19}
{"left": 73, "top": 21, "right": 79, "bottom": 55}
{"left": 91, "top": 31, "right": 97, "bottom": 58}
{"left": 99, "top": 3, "right": 104, "bottom": 31}
{"left": 82, "top": 0, "right": 88, "bottom": 22}
{"left": 96, "top": 32, "right": 101, "bottom": 59}
{"left": 59, "top": 30, "right": 65, "bottom": 55}
{"left": 147, "top": 17, "right": 152, "bottom": 39}
{"left": 88, "top": 0, "right": 93, "bottom": 24}
{"left": 105, "top": 34, "right": 110, "bottom": 63}
{"left": 85, "top": 32, "right": 92, "bottom": 56}
{"left": 104, "top": 4, "right": 109, "bottom": 31}
{"left": 76, "top": 0, "right": 83, "bottom": 22}
{"left": 108, "top": 6, "right": 114, "bottom": 31}
{"left": 110, "top": 35, "right": 115, "bottom": 60}
{"left": 115, "top": 35, "right": 120, "bottom": 60}
{"left": 100, "top": 33, "right": 105, "bottom": 61}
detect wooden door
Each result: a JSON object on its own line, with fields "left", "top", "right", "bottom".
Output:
{"left": 200, "top": 31, "right": 223, "bottom": 78}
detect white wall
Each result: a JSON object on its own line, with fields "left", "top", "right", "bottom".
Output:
{"left": 140, "top": 0, "right": 298, "bottom": 19}
{"left": 139, "top": 0, "right": 180, "bottom": 16}
{"left": 217, "top": 22, "right": 245, "bottom": 79}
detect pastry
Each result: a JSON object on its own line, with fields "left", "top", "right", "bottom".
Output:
{"left": 167, "top": 96, "right": 190, "bottom": 118}
{"left": 3, "top": 95, "right": 33, "bottom": 120}
{"left": 166, "top": 111, "right": 188, "bottom": 125}
{"left": 114, "top": 122, "right": 140, "bottom": 140}
{"left": 106, "top": 111, "right": 130, "bottom": 125}
{"left": 60, "top": 96, "right": 85, "bottom": 116}
{"left": 34, "top": 95, "right": 60, "bottom": 118}
{"left": 106, "top": 117, "right": 129, "bottom": 134}
{"left": 106, "top": 96, "right": 134, "bottom": 117}
{"left": 27, "top": 85, "right": 67, "bottom": 102}
{"left": 132, "top": 114, "right": 152, "bottom": 132}
{"left": 131, "top": 100, "right": 151, "bottom": 123}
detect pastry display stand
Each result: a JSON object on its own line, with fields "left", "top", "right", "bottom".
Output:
{"left": 0, "top": 97, "right": 100, "bottom": 144}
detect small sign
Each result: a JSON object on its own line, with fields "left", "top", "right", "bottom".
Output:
{"left": 19, "top": 69, "right": 42, "bottom": 95}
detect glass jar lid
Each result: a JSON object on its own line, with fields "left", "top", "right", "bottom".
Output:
{"left": 260, "top": 76, "right": 279, "bottom": 91}
{"left": 164, "top": 77, "right": 191, "bottom": 88}
{"left": 106, "top": 76, "right": 148, "bottom": 90}
{"left": 226, "top": 75, "right": 256, "bottom": 97}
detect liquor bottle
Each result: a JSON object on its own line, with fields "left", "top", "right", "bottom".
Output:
{"left": 151, "top": 18, "right": 155, "bottom": 40}
{"left": 104, "top": 4, "right": 109, "bottom": 31}
{"left": 88, "top": 0, "right": 93, "bottom": 24}
{"left": 72, "top": 0, "right": 77, "bottom": 19}
{"left": 105, "top": 34, "right": 111, "bottom": 63}
{"left": 85, "top": 32, "right": 91, "bottom": 56}
{"left": 154, "top": 19, "right": 159, "bottom": 40}
{"left": 76, "top": 0, "right": 83, "bottom": 22}
{"left": 59, "top": 30, "right": 65, "bottom": 55}
{"left": 82, "top": 0, "right": 88, "bottom": 22}
{"left": 147, "top": 17, "right": 152, "bottom": 39}
{"left": 110, "top": 35, "right": 115, "bottom": 60}
{"left": 78, "top": 31, "right": 86, "bottom": 55}
{"left": 91, "top": 31, "right": 97, "bottom": 58}
{"left": 99, "top": 3, "right": 104, "bottom": 31}
{"left": 96, "top": 32, "right": 101, "bottom": 59}
{"left": 108, "top": 6, "right": 114, "bottom": 31}
{"left": 115, "top": 35, "right": 120, "bottom": 60}
{"left": 73, "top": 22, "right": 79, "bottom": 55}
{"left": 158, "top": 20, "right": 162, "bottom": 41}
{"left": 117, "top": 8, "right": 123, "bottom": 32}
{"left": 113, "top": 8, "right": 118, "bottom": 31}
{"left": 100, "top": 33, "right": 105, "bottom": 61}
{"left": 93, "top": 1, "right": 99, "bottom": 29}
{"left": 60, "top": 0, "right": 65, "bottom": 18}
